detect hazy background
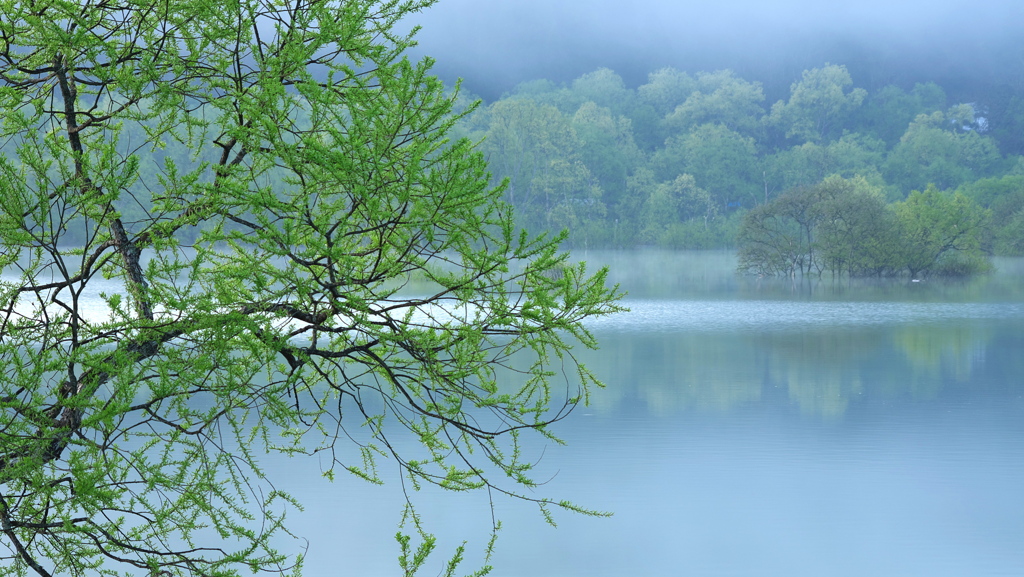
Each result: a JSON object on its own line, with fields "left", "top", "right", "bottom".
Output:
{"left": 405, "top": 0, "right": 1024, "bottom": 102}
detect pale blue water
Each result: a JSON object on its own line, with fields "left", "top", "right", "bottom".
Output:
{"left": 7, "top": 250, "right": 1023, "bottom": 576}
{"left": 269, "top": 251, "right": 1024, "bottom": 577}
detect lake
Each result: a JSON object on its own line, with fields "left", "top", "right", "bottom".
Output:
{"left": 6, "top": 249, "right": 1024, "bottom": 576}
{"left": 270, "top": 250, "right": 1024, "bottom": 577}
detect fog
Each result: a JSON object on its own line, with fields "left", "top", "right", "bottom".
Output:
{"left": 405, "top": 0, "right": 1024, "bottom": 101}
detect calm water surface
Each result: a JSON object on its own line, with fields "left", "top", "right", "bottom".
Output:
{"left": 8, "top": 250, "right": 1024, "bottom": 576}
{"left": 275, "top": 251, "right": 1024, "bottom": 577}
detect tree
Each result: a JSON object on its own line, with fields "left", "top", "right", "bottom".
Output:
{"left": 569, "top": 68, "right": 634, "bottom": 118}
{"left": 633, "top": 67, "right": 696, "bottom": 151}
{"left": 956, "top": 175, "right": 1024, "bottom": 255}
{"left": 662, "top": 70, "right": 766, "bottom": 137}
{"left": 768, "top": 64, "right": 867, "bottom": 144}
{"left": 736, "top": 177, "right": 984, "bottom": 278}
{"left": 892, "top": 185, "right": 990, "bottom": 278}
{"left": 850, "top": 82, "right": 946, "bottom": 146}
{"left": 811, "top": 176, "right": 897, "bottom": 277}
{"left": 762, "top": 133, "right": 888, "bottom": 201}
{"left": 884, "top": 109, "right": 1004, "bottom": 194}
{"left": 484, "top": 98, "right": 560, "bottom": 213}
{"left": 984, "top": 85, "right": 1024, "bottom": 156}
{"left": 483, "top": 98, "right": 604, "bottom": 243}
{"left": 737, "top": 185, "right": 819, "bottom": 277}
{"left": 571, "top": 101, "right": 643, "bottom": 220}
{"left": 0, "top": 2, "right": 623, "bottom": 576}
{"left": 638, "top": 174, "right": 717, "bottom": 247}
{"left": 505, "top": 79, "right": 583, "bottom": 116}
{"left": 651, "top": 123, "right": 760, "bottom": 209}
{"left": 636, "top": 67, "right": 696, "bottom": 117}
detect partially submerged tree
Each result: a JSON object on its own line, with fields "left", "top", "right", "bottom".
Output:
{"left": 892, "top": 185, "right": 991, "bottom": 278}
{"left": 737, "top": 176, "right": 990, "bottom": 278}
{"left": 736, "top": 183, "right": 820, "bottom": 277}
{"left": 0, "top": 1, "right": 622, "bottom": 576}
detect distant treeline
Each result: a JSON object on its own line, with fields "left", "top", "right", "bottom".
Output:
{"left": 20, "top": 63, "right": 1023, "bottom": 277}
{"left": 450, "top": 64, "right": 1024, "bottom": 275}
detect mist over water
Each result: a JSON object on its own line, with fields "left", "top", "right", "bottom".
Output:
{"left": 8, "top": 250, "right": 1023, "bottom": 575}
{"left": 272, "top": 251, "right": 1024, "bottom": 577}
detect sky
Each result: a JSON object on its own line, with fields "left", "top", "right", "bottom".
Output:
{"left": 404, "top": 0, "right": 1024, "bottom": 101}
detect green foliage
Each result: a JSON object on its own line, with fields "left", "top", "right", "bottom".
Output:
{"left": 662, "top": 70, "right": 766, "bottom": 136}
{"left": 884, "top": 109, "right": 1004, "bottom": 193}
{"left": 638, "top": 174, "right": 717, "bottom": 246}
{"left": 570, "top": 68, "right": 634, "bottom": 117}
{"left": 737, "top": 183, "right": 821, "bottom": 277}
{"left": 0, "top": 2, "right": 623, "bottom": 576}
{"left": 995, "top": 211, "right": 1024, "bottom": 256}
{"left": 763, "top": 133, "right": 888, "bottom": 200}
{"left": 464, "top": 63, "right": 1024, "bottom": 253}
{"left": 481, "top": 97, "right": 606, "bottom": 247}
{"left": 852, "top": 83, "right": 947, "bottom": 145}
{"left": 812, "top": 177, "right": 900, "bottom": 276}
{"left": 571, "top": 102, "right": 643, "bottom": 218}
{"left": 768, "top": 64, "right": 867, "bottom": 143}
{"left": 892, "top": 185, "right": 992, "bottom": 277}
{"left": 636, "top": 68, "right": 697, "bottom": 117}
{"left": 651, "top": 123, "right": 760, "bottom": 208}
{"left": 632, "top": 67, "right": 698, "bottom": 151}
{"left": 986, "top": 89, "right": 1024, "bottom": 156}
{"left": 737, "top": 177, "right": 990, "bottom": 277}
{"left": 955, "top": 175, "right": 1024, "bottom": 255}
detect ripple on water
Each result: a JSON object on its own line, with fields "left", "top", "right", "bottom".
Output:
{"left": 588, "top": 300, "right": 1024, "bottom": 333}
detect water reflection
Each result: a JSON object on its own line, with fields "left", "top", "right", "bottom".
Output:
{"left": 591, "top": 299, "right": 1024, "bottom": 334}
{"left": 581, "top": 315, "right": 1013, "bottom": 419}
{"left": 575, "top": 251, "right": 1024, "bottom": 421}
{"left": 472, "top": 251, "right": 1024, "bottom": 577}
{"left": 10, "top": 250, "right": 1022, "bottom": 576}
{"left": 369, "top": 252, "right": 1024, "bottom": 577}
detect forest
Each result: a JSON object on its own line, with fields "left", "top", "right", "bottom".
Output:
{"left": 445, "top": 64, "right": 1024, "bottom": 276}
{"left": 31, "top": 63, "right": 1024, "bottom": 277}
